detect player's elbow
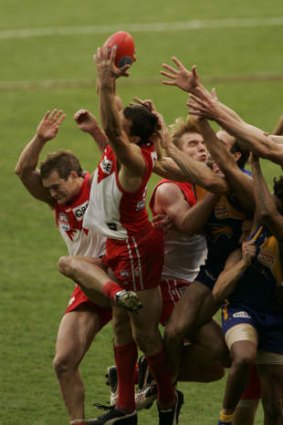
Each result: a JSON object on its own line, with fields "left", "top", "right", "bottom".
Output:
{"left": 14, "top": 163, "right": 28, "bottom": 180}
{"left": 203, "top": 178, "right": 228, "bottom": 194}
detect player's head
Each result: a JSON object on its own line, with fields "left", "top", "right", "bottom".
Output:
{"left": 170, "top": 117, "right": 207, "bottom": 162}
{"left": 216, "top": 130, "right": 250, "bottom": 169}
{"left": 40, "top": 150, "right": 84, "bottom": 204}
{"left": 122, "top": 104, "right": 159, "bottom": 145}
{"left": 273, "top": 176, "right": 283, "bottom": 213}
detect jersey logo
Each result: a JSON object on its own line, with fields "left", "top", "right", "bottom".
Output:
{"left": 58, "top": 213, "right": 70, "bottom": 231}
{"left": 214, "top": 203, "right": 231, "bottom": 219}
{"left": 73, "top": 201, "right": 89, "bottom": 221}
{"left": 101, "top": 156, "right": 113, "bottom": 175}
{"left": 136, "top": 199, "right": 145, "bottom": 211}
{"left": 107, "top": 222, "right": 118, "bottom": 231}
{"left": 232, "top": 311, "right": 251, "bottom": 319}
{"left": 151, "top": 150, "right": 158, "bottom": 163}
{"left": 258, "top": 251, "right": 276, "bottom": 268}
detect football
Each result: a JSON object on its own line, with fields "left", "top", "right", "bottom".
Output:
{"left": 103, "top": 31, "right": 136, "bottom": 68}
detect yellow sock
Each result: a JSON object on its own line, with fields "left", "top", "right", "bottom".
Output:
{"left": 219, "top": 409, "right": 234, "bottom": 423}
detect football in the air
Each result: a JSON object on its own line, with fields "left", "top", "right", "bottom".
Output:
{"left": 103, "top": 31, "right": 136, "bottom": 68}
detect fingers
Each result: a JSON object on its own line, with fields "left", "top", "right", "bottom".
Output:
{"left": 161, "top": 64, "right": 178, "bottom": 75}
{"left": 46, "top": 109, "right": 65, "bottom": 125}
{"left": 171, "top": 56, "right": 184, "bottom": 69}
{"left": 73, "top": 109, "right": 87, "bottom": 120}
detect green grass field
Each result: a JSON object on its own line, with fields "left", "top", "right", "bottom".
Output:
{"left": 1, "top": 0, "right": 283, "bottom": 424}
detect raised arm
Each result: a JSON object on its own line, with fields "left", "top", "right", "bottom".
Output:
{"left": 196, "top": 119, "right": 255, "bottom": 214}
{"left": 272, "top": 113, "right": 283, "bottom": 136}
{"left": 15, "top": 109, "right": 65, "bottom": 204}
{"left": 162, "top": 135, "right": 229, "bottom": 193}
{"left": 251, "top": 154, "right": 283, "bottom": 240}
{"left": 95, "top": 46, "right": 146, "bottom": 177}
{"left": 73, "top": 109, "right": 107, "bottom": 152}
{"left": 188, "top": 91, "right": 283, "bottom": 165}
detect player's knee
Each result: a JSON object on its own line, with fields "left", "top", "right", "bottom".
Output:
{"left": 233, "top": 351, "right": 256, "bottom": 370}
{"left": 57, "top": 256, "right": 73, "bottom": 277}
{"left": 53, "top": 353, "right": 74, "bottom": 378}
{"left": 133, "top": 329, "right": 157, "bottom": 354}
{"left": 164, "top": 321, "right": 187, "bottom": 345}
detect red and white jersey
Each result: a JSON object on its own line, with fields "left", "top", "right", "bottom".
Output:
{"left": 54, "top": 172, "right": 106, "bottom": 258}
{"left": 83, "top": 144, "right": 157, "bottom": 239}
{"left": 150, "top": 179, "right": 207, "bottom": 282}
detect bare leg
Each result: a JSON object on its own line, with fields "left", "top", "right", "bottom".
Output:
{"left": 221, "top": 340, "right": 257, "bottom": 414}
{"left": 53, "top": 306, "right": 102, "bottom": 422}
{"left": 130, "top": 287, "right": 176, "bottom": 410}
{"left": 178, "top": 320, "right": 228, "bottom": 382}
{"left": 164, "top": 282, "right": 220, "bottom": 381}
{"left": 58, "top": 256, "right": 142, "bottom": 311}
{"left": 258, "top": 363, "right": 283, "bottom": 425}
{"left": 232, "top": 400, "right": 259, "bottom": 425}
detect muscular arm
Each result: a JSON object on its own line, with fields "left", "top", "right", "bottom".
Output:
{"left": 73, "top": 109, "right": 107, "bottom": 152}
{"left": 15, "top": 109, "right": 65, "bottom": 204}
{"left": 198, "top": 119, "right": 255, "bottom": 214}
{"left": 165, "top": 141, "right": 229, "bottom": 193}
{"left": 189, "top": 93, "right": 283, "bottom": 165}
{"left": 95, "top": 47, "right": 146, "bottom": 191}
{"left": 212, "top": 248, "right": 249, "bottom": 303}
{"left": 251, "top": 155, "right": 283, "bottom": 240}
{"left": 153, "top": 182, "right": 218, "bottom": 235}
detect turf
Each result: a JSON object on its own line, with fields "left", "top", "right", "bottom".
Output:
{"left": 1, "top": 0, "right": 283, "bottom": 423}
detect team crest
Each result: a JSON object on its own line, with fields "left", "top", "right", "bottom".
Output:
{"left": 58, "top": 213, "right": 70, "bottom": 231}
{"left": 101, "top": 157, "right": 113, "bottom": 175}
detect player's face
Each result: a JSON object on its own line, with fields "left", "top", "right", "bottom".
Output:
{"left": 42, "top": 170, "right": 80, "bottom": 204}
{"left": 179, "top": 132, "right": 208, "bottom": 162}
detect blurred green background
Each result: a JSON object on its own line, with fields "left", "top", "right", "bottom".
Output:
{"left": 1, "top": 0, "right": 283, "bottom": 424}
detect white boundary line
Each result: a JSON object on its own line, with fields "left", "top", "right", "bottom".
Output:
{"left": 0, "top": 17, "right": 283, "bottom": 40}
{"left": 1, "top": 73, "right": 283, "bottom": 92}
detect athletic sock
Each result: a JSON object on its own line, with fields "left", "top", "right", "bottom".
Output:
{"left": 70, "top": 420, "right": 86, "bottom": 425}
{"left": 102, "top": 280, "right": 124, "bottom": 301}
{"left": 217, "top": 409, "right": 234, "bottom": 424}
{"left": 114, "top": 342, "right": 138, "bottom": 412}
{"left": 145, "top": 349, "right": 176, "bottom": 409}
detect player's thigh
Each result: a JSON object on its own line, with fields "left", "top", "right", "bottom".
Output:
{"left": 258, "top": 362, "right": 283, "bottom": 401}
{"left": 166, "top": 282, "right": 211, "bottom": 335}
{"left": 55, "top": 307, "right": 102, "bottom": 363}
{"left": 131, "top": 286, "right": 162, "bottom": 331}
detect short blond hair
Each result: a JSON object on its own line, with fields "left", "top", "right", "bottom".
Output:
{"left": 169, "top": 116, "right": 202, "bottom": 148}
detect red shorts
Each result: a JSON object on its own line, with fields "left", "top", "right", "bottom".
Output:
{"left": 104, "top": 227, "right": 164, "bottom": 291}
{"left": 64, "top": 285, "right": 112, "bottom": 328}
{"left": 240, "top": 365, "right": 261, "bottom": 400}
{"left": 160, "top": 278, "right": 191, "bottom": 325}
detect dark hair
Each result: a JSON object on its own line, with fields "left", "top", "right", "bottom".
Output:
{"left": 40, "top": 150, "right": 83, "bottom": 180}
{"left": 230, "top": 141, "right": 250, "bottom": 168}
{"left": 123, "top": 105, "right": 159, "bottom": 145}
{"left": 273, "top": 176, "right": 283, "bottom": 204}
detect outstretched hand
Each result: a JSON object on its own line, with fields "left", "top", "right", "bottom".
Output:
{"left": 36, "top": 109, "right": 65, "bottom": 142}
{"left": 188, "top": 93, "right": 219, "bottom": 120}
{"left": 94, "top": 46, "right": 131, "bottom": 81}
{"left": 74, "top": 109, "right": 100, "bottom": 134}
{"left": 160, "top": 56, "right": 200, "bottom": 93}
